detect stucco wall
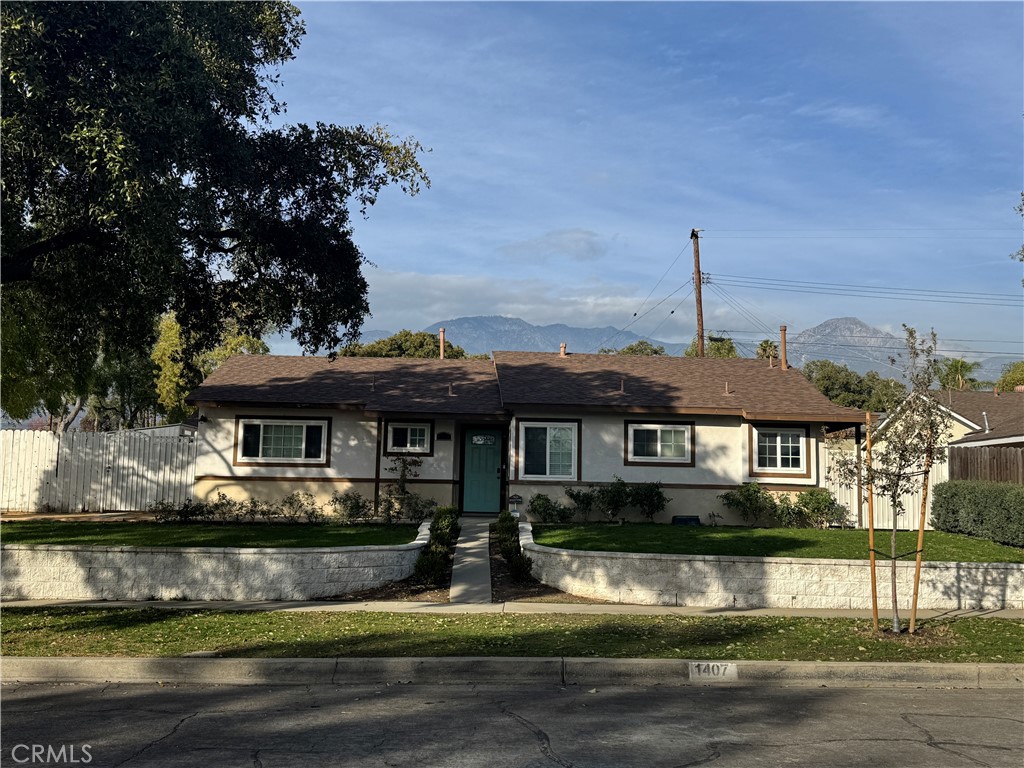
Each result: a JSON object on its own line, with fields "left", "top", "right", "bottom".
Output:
{"left": 1, "top": 522, "right": 430, "bottom": 601}
{"left": 521, "top": 524, "right": 1024, "bottom": 610}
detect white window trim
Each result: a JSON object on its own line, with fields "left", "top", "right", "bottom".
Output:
{"left": 238, "top": 419, "right": 329, "bottom": 464}
{"left": 753, "top": 426, "right": 806, "bottom": 473}
{"left": 519, "top": 421, "right": 578, "bottom": 481}
{"left": 386, "top": 422, "right": 431, "bottom": 454}
{"left": 627, "top": 423, "right": 692, "bottom": 463}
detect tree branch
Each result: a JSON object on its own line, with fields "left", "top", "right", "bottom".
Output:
{"left": 1, "top": 227, "right": 111, "bottom": 284}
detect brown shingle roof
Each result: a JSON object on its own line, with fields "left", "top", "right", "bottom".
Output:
{"left": 933, "top": 390, "right": 1024, "bottom": 444}
{"left": 492, "top": 352, "right": 865, "bottom": 423}
{"left": 186, "top": 356, "right": 505, "bottom": 415}
{"left": 187, "top": 352, "right": 867, "bottom": 423}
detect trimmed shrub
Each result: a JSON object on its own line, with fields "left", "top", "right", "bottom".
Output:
{"left": 329, "top": 489, "right": 373, "bottom": 524}
{"left": 495, "top": 509, "right": 519, "bottom": 541}
{"left": 430, "top": 506, "right": 462, "bottom": 548}
{"left": 630, "top": 481, "right": 668, "bottom": 522}
{"left": 718, "top": 483, "right": 777, "bottom": 526}
{"left": 595, "top": 476, "right": 632, "bottom": 521}
{"left": 931, "top": 480, "right": 1024, "bottom": 547}
{"left": 527, "top": 493, "right": 571, "bottom": 523}
{"left": 279, "top": 491, "right": 325, "bottom": 524}
{"left": 564, "top": 486, "right": 598, "bottom": 521}
{"left": 413, "top": 547, "right": 449, "bottom": 584}
{"left": 507, "top": 549, "right": 534, "bottom": 583}
{"left": 795, "top": 488, "right": 850, "bottom": 529}
{"left": 151, "top": 498, "right": 211, "bottom": 523}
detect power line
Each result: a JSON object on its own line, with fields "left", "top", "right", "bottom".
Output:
{"left": 710, "top": 279, "right": 1022, "bottom": 308}
{"left": 711, "top": 273, "right": 1022, "bottom": 300}
{"left": 590, "top": 278, "right": 694, "bottom": 352}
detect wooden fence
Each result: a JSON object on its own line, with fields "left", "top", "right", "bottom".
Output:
{"left": 823, "top": 444, "right": 949, "bottom": 531}
{"left": 949, "top": 445, "right": 1024, "bottom": 484}
{"left": 0, "top": 430, "right": 197, "bottom": 513}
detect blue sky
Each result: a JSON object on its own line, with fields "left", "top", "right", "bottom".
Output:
{"left": 268, "top": 1, "right": 1023, "bottom": 362}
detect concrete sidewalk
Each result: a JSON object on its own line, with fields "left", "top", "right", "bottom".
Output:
{"left": 4, "top": 598, "right": 1022, "bottom": 620}
{"left": 448, "top": 516, "right": 492, "bottom": 604}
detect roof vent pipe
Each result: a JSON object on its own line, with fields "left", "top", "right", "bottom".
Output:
{"left": 779, "top": 326, "right": 789, "bottom": 370}
{"left": 560, "top": 342, "right": 567, "bottom": 357}
{"left": 982, "top": 411, "right": 990, "bottom": 433}
{"left": 439, "top": 328, "right": 446, "bottom": 360}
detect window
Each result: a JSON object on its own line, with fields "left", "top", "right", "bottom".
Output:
{"left": 386, "top": 422, "right": 431, "bottom": 454}
{"left": 753, "top": 426, "right": 806, "bottom": 473}
{"left": 238, "top": 419, "right": 328, "bottom": 464}
{"left": 520, "top": 422, "right": 577, "bottom": 480}
{"left": 626, "top": 422, "right": 693, "bottom": 465}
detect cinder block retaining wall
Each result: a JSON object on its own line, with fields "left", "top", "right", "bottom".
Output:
{"left": 1, "top": 523, "right": 430, "bottom": 601}
{"left": 521, "top": 524, "right": 1024, "bottom": 610}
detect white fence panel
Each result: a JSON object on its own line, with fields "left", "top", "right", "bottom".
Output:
{"left": 0, "top": 430, "right": 197, "bottom": 513}
{"left": 824, "top": 444, "right": 949, "bottom": 531}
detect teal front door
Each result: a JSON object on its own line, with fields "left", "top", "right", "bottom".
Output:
{"left": 463, "top": 428, "right": 503, "bottom": 513}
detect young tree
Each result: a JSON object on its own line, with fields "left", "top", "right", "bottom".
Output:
{"left": 341, "top": 330, "right": 468, "bottom": 359}
{"left": 828, "top": 327, "right": 952, "bottom": 633}
{"left": 1, "top": 2, "right": 429, "bottom": 420}
{"left": 599, "top": 340, "right": 666, "bottom": 356}
{"left": 937, "top": 358, "right": 983, "bottom": 391}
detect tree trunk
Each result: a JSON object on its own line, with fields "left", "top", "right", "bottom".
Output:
{"left": 889, "top": 524, "right": 901, "bottom": 632}
{"left": 54, "top": 396, "right": 84, "bottom": 435}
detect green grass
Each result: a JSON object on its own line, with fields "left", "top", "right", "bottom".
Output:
{"left": 531, "top": 524, "right": 1024, "bottom": 563}
{"left": 0, "top": 521, "right": 419, "bottom": 548}
{"left": 1, "top": 608, "right": 1020, "bottom": 662}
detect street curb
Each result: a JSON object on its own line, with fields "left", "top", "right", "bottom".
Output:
{"left": 3, "top": 657, "right": 1021, "bottom": 689}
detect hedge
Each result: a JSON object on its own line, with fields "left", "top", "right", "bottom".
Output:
{"left": 930, "top": 480, "right": 1024, "bottom": 548}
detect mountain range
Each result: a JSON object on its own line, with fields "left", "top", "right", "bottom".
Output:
{"left": 362, "top": 315, "right": 1016, "bottom": 382}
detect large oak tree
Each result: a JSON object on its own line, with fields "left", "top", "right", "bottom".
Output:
{"left": 1, "top": 1, "right": 428, "bottom": 419}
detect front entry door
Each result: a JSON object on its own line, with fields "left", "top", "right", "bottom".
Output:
{"left": 463, "top": 428, "right": 503, "bottom": 514}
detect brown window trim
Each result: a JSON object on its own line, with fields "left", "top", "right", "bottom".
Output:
{"left": 383, "top": 418, "right": 436, "bottom": 457}
{"left": 747, "top": 422, "right": 812, "bottom": 479}
{"left": 233, "top": 415, "right": 332, "bottom": 468}
{"left": 623, "top": 420, "right": 696, "bottom": 467}
{"left": 514, "top": 418, "right": 583, "bottom": 482}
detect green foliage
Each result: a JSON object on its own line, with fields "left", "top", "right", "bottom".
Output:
{"left": 342, "top": 330, "right": 467, "bottom": 359}
{"left": 83, "top": 345, "right": 161, "bottom": 430}
{"left": 996, "top": 361, "right": 1024, "bottom": 391}
{"left": 599, "top": 340, "right": 665, "bottom": 356}
{"left": 595, "top": 476, "right": 633, "bottom": 520}
{"left": 718, "top": 483, "right": 778, "bottom": 526}
{"left": 756, "top": 339, "right": 779, "bottom": 360}
{"left": 564, "top": 486, "right": 599, "bottom": 521}
{"left": 802, "top": 360, "right": 906, "bottom": 411}
{"left": 149, "top": 492, "right": 330, "bottom": 525}
{"left": 931, "top": 481, "right": 1024, "bottom": 548}
{"left": 1, "top": 1, "right": 429, "bottom": 419}
{"left": 495, "top": 510, "right": 532, "bottom": 583}
{"left": 152, "top": 313, "right": 268, "bottom": 424}
{"left": 629, "top": 481, "right": 669, "bottom": 522}
{"left": 526, "top": 493, "right": 572, "bottom": 523}
{"left": 380, "top": 456, "right": 437, "bottom": 523}
{"left": 412, "top": 505, "right": 461, "bottom": 586}
{"left": 329, "top": 489, "right": 373, "bottom": 524}
{"left": 684, "top": 333, "right": 738, "bottom": 359}
{"left": 794, "top": 488, "right": 850, "bottom": 529}
{"left": 279, "top": 491, "right": 325, "bottom": 524}
{"left": 937, "top": 358, "right": 983, "bottom": 391}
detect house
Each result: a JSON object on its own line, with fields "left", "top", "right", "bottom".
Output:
{"left": 931, "top": 389, "right": 1024, "bottom": 449}
{"left": 186, "top": 349, "right": 865, "bottom": 523}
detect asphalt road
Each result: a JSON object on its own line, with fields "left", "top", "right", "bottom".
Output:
{"left": 1, "top": 682, "right": 1022, "bottom": 767}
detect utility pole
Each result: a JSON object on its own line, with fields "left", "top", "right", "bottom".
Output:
{"left": 691, "top": 228, "right": 705, "bottom": 357}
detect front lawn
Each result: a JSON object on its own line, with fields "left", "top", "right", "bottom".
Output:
{"left": 0, "top": 521, "right": 419, "bottom": 548}
{"left": 530, "top": 525, "right": 1024, "bottom": 563}
{"left": 2, "top": 608, "right": 1021, "bottom": 662}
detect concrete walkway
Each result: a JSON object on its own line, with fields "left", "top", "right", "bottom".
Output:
{"left": 448, "top": 516, "right": 493, "bottom": 604}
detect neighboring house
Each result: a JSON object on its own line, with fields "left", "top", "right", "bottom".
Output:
{"left": 185, "top": 351, "right": 865, "bottom": 524}
{"left": 932, "top": 389, "right": 1024, "bottom": 449}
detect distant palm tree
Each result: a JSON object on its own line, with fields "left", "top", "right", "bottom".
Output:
{"left": 937, "top": 358, "right": 982, "bottom": 391}
{"left": 756, "top": 339, "right": 779, "bottom": 360}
